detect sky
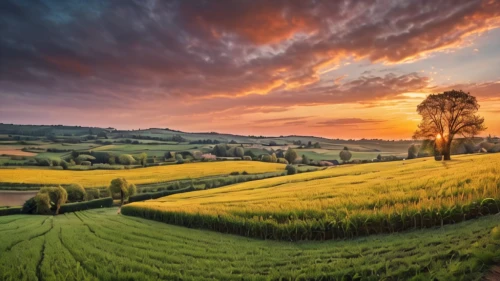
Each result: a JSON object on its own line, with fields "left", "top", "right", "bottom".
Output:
{"left": 0, "top": 0, "right": 499, "bottom": 139}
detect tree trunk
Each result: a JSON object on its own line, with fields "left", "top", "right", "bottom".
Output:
{"left": 443, "top": 141, "right": 452, "bottom": 161}
{"left": 55, "top": 204, "right": 60, "bottom": 215}
{"left": 120, "top": 189, "right": 124, "bottom": 206}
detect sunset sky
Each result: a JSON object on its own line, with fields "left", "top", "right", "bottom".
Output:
{"left": 1, "top": 0, "right": 499, "bottom": 139}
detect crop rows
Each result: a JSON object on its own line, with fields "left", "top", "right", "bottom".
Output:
{"left": 0, "top": 161, "right": 285, "bottom": 188}
{"left": 1, "top": 209, "right": 499, "bottom": 280}
{"left": 123, "top": 153, "right": 500, "bottom": 240}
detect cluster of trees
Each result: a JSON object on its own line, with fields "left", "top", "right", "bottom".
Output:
{"left": 189, "top": 139, "right": 221, "bottom": 144}
{"left": 212, "top": 144, "right": 245, "bottom": 158}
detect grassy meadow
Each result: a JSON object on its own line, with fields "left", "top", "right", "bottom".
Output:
{"left": 0, "top": 161, "right": 285, "bottom": 188}
{"left": 1, "top": 208, "right": 499, "bottom": 281}
{"left": 123, "top": 153, "right": 500, "bottom": 240}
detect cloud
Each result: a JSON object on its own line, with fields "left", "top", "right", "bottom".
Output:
{"left": 315, "top": 118, "right": 385, "bottom": 127}
{"left": 1, "top": 0, "right": 499, "bottom": 133}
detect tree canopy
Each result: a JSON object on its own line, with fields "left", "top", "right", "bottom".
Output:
{"left": 413, "top": 90, "right": 485, "bottom": 160}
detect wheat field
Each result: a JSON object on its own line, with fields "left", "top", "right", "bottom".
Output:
{"left": 124, "top": 153, "right": 500, "bottom": 240}
{"left": 0, "top": 161, "right": 285, "bottom": 188}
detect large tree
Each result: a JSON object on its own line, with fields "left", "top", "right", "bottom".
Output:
{"left": 413, "top": 90, "right": 485, "bottom": 160}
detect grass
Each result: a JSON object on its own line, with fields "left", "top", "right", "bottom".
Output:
{"left": 123, "top": 153, "right": 500, "bottom": 240}
{"left": 0, "top": 161, "right": 286, "bottom": 188}
{"left": 0, "top": 208, "right": 499, "bottom": 280}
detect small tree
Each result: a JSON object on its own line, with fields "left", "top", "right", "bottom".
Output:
{"left": 339, "top": 147, "right": 352, "bottom": 163}
{"left": 119, "top": 154, "right": 136, "bottom": 165}
{"left": 301, "top": 154, "right": 309, "bottom": 165}
{"left": 407, "top": 144, "right": 419, "bottom": 159}
{"left": 234, "top": 147, "right": 245, "bottom": 158}
{"left": 270, "top": 153, "right": 277, "bottom": 163}
{"left": 376, "top": 154, "right": 382, "bottom": 161}
{"left": 413, "top": 90, "right": 486, "bottom": 160}
{"left": 137, "top": 152, "right": 148, "bottom": 167}
{"left": 65, "top": 184, "right": 86, "bottom": 202}
{"left": 284, "top": 148, "right": 298, "bottom": 164}
{"left": 109, "top": 178, "right": 135, "bottom": 205}
{"left": 175, "top": 153, "right": 184, "bottom": 164}
{"left": 39, "top": 186, "right": 68, "bottom": 215}
{"left": 285, "top": 165, "right": 297, "bottom": 175}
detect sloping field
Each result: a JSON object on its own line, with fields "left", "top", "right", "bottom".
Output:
{"left": 0, "top": 209, "right": 498, "bottom": 280}
{"left": 0, "top": 146, "right": 36, "bottom": 156}
{"left": 0, "top": 161, "right": 285, "bottom": 188}
{"left": 123, "top": 154, "right": 500, "bottom": 240}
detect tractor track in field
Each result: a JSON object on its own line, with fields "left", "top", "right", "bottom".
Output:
{"left": 57, "top": 227, "right": 97, "bottom": 279}
{"left": 36, "top": 237, "right": 47, "bottom": 281}
{"left": 6, "top": 219, "right": 53, "bottom": 251}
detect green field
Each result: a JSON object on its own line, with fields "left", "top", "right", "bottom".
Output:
{"left": 0, "top": 208, "right": 498, "bottom": 280}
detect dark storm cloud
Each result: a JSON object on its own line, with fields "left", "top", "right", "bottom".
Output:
{"left": 1, "top": 0, "right": 499, "bottom": 115}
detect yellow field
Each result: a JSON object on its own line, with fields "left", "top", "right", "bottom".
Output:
{"left": 0, "top": 161, "right": 285, "bottom": 188}
{"left": 124, "top": 153, "right": 500, "bottom": 239}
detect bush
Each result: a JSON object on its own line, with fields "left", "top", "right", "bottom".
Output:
{"left": 75, "top": 154, "right": 96, "bottom": 164}
{"left": 60, "top": 160, "right": 69, "bottom": 170}
{"left": 229, "top": 171, "right": 240, "bottom": 176}
{"left": 35, "top": 158, "right": 51, "bottom": 166}
{"left": 0, "top": 207, "right": 22, "bottom": 216}
{"left": 285, "top": 148, "right": 298, "bottom": 163}
{"left": 286, "top": 165, "right": 297, "bottom": 175}
{"left": 277, "top": 158, "right": 289, "bottom": 164}
{"left": 51, "top": 159, "right": 61, "bottom": 166}
{"left": 339, "top": 147, "right": 352, "bottom": 163}
{"left": 85, "top": 188, "right": 100, "bottom": 200}
{"left": 59, "top": 197, "right": 113, "bottom": 214}
{"left": 243, "top": 156, "right": 252, "bottom": 161}
{"left": 65, "top": 184, "right": 86, "bottom": 202}
{"left": 261, "top": 155, "right": 272, "bottom": 162}
{"left": 80, "top": 161, "right": 92, "bottom": 166}
{"left": 128, "top": 187, "right": 193, "bottom": 203}
{"left": 118, "top": 154, "right": 136, "bottom": 165}
{"left": 22, "top": 197, "right": 37, "bottom": 214}
{"left": 34, "top": 193, "right": 52, "bottom": 215}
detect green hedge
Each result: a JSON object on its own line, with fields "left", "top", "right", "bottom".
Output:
{"left": 0, "top": 207, "right": 22, "bottom": 216}
{"left": 59, "top": 197, "right": 113, "bottom": 214}
{"left": 128, "top": 187, "right": 194, "bottom": 203}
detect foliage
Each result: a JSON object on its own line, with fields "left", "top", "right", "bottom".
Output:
{"left": 285, "top": 164, "right": 297, "bottom": 175}
{"left": 85, "top": 188, "right": 99, "bottom": 200}
{"left": 301, "top": 154, "right": 309, "bottom": 164}
{"left": 261, "top": 154, "right": 272, "bottom": 162}
{"left": 59, "top": 197, "right": 113, "bottom": 214}
{"left": 75, "top": 154, "right": 96, "bottom": 164}
{"left": 64, "top": 184, "right": 86, "bottom": 202}
{"left": 234, "top": 147, "right": 245, "bottom": 158}
{"left": 137, "top": 152, "right": 148, "bottom": 167}
{"left": 407, "top": 144, "right": 420, "bottom": 159}
{"left": 34, "top": 192, "right": 51, "bottom": 215}
{"left": 60, "top": 160, "right": 69, "bottom": 170}
{"left": 284, "top": 148, "right": 297, "bottom": 163}
{"left": 109, "top": 178, "right": 136, "bottom": 205}
{"left": 277, "top": 158, "right": 288, "bottom": 164}
{"left": 339, "top": 147, "right": 352, "bottom": 162}
{"left": 39, "top": 186, "right": 68, "bottom": 215}
{"left": 80, "top": 161, "right": 91, "bottom": 166}
{"left": 118, "top": 154, "right": 136, "bottom": 165}
{"left": 124, "top": 153, "right": 500, "bottom": 241}
{"left": 0, "top": 206, "right": 22, "bottom": 216}
{"left": 413, "top": 90, "right": 486, "bottom": 160}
